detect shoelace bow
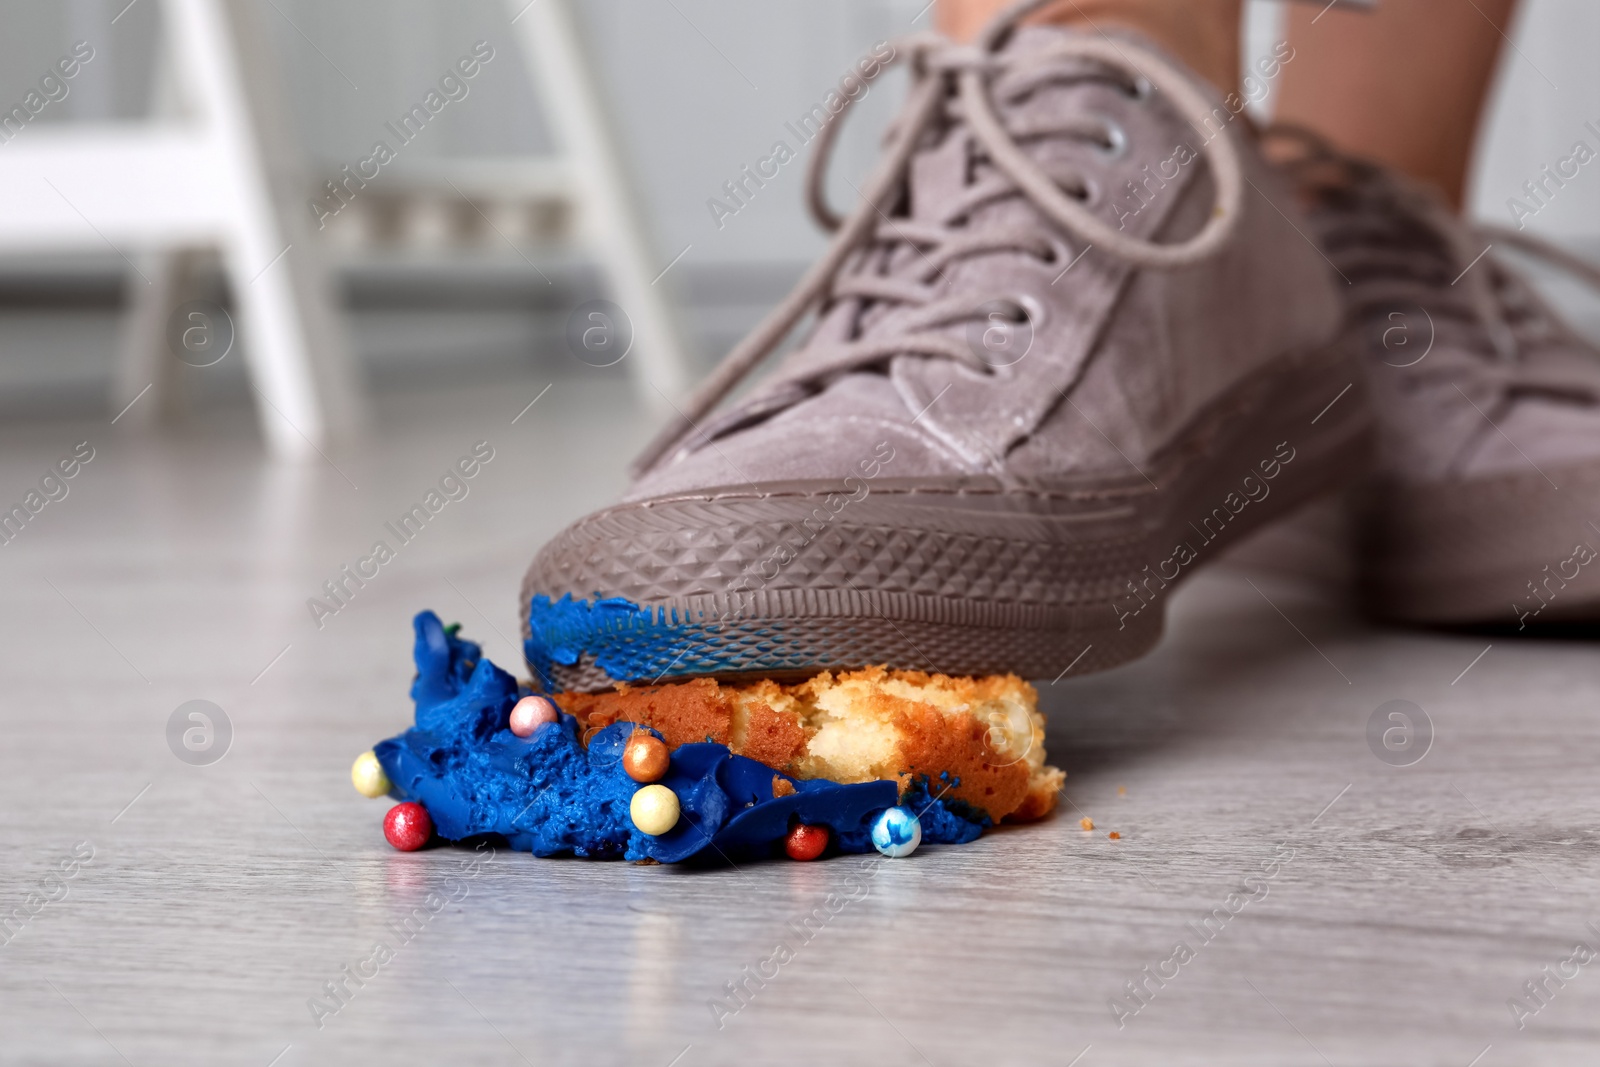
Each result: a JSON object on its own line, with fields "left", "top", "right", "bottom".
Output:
{"left": 1269, "top": 123, "right": 1600, "bottom": 410}
{"left": 631, "top": 0, "right": 1245, "bottom": 478}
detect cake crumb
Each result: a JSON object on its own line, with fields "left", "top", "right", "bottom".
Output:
{"left": 1107, "top": 831, "right": 1121, "bottom": 840}
{"left": 1079, "top": 816, "right": 1094, "bottom": 831}
{"left": 772, "top": 776, "right": 795, "bottom": 798}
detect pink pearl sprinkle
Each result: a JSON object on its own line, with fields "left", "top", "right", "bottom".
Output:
{"left": 509, "top": 695, "right": 559, "bottom": 738}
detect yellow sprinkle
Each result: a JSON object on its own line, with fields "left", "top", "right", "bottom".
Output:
{"left": 630, "top": 784, "right": 681, "bottom": 836}
{"left": 350, "top": 751, "right": 391, "bottom": 798}
{"left": 1080, "top": 816, "right": 1094, "bottom": 831}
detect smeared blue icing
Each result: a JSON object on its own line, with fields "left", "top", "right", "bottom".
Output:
{"left": 377, "top": 611, "right": 986, "bottom": 863}
{"left": 527, "top": 591, "right": 864, "bottom": 691}
{"left": 524, "top": 592, "right": 739, "bottom": 691}
{"left": 525, "top": 593, "right": 659, "bottom": 689}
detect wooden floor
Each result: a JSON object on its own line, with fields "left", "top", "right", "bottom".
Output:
{"left": 2, "top": 377, "right": 1597, "bottom": 1066}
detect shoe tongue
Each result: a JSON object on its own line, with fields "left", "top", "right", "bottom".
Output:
{"left": 904, "top": 24, "right": 1109, "bottom": 225}
{"left": 908, "top": 22, "right": 1145, "bottom": 235}
{"left": 852, "top": 24, "right": 1130, "bottom": 342}
{"left": 997, "top": 23, "right": 1100, "bottom": 63}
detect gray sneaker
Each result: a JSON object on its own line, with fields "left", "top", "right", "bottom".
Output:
{"left": 1274, "top": 127, "right": 1600, "bottom": 627}
{"left": 522, "top": 11, "right": 1371, "bottom": 692}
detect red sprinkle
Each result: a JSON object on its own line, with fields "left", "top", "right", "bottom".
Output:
{"left": 384, "top": 802, "right": 433, "bottom": 851}
{"left": 785, "top": 822, "right": 829, "bottom": 861}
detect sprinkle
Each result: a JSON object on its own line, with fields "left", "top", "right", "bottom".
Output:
{"left": 1080, "top": 816, "right": 1094, "bottom": 831}
{"left": 351, "top": 751, "right": 391, "bottom": 798}
{"left": 509, "top": 695, "right": 559, "bottom": 738}
{"left": 785, "top": 822, "right": 829, "bottom": 861}
{"left": 384, "top": 802, "right": 432, "bottom": 851}
{"left": 870, "top": 806, "right": 921, "bottom": 858}
{"left": 622, "top": 732, "right": 670, "bottom": 783}
{"left": 1108, "top": 831, "right": 1121, "bottom": 840}
{"left": 1117, "top": 785, "right": 1127, "bottom": 796}
{"left": 630, "top": 784, "right": 680, "bottom": 836}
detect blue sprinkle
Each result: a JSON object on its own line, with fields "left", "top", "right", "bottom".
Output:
{"left": 870, "top": 806, "right": 923, "bottom": 858}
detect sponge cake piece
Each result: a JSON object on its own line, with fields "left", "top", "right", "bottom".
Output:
{"left": 553, "top": 667, "right": 1063, "bottom": 823}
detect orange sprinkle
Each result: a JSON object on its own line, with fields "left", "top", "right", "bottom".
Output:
{"left": 1079, "top": 816, "right": 1094, "bottom": 831}
{"left": 1108, "top": 831, "right": 1121, "bottom": 840}
{"left": 1117, "top": 786, "right": 1127, "bottom": 796}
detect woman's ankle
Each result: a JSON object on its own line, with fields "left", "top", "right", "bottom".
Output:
{"left": 938, "top": 0, "right": 1241, "bottom": 96}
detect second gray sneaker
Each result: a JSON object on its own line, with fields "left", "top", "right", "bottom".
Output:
{"left": 1275, "top": 126, "right": 1600, "bottom": 628}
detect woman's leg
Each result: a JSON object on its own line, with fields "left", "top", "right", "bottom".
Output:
{"left": 1274, "top": 0, "right": 1520, "bottom": 209}
{"left": 937, "top": 0, "right": 1242, "bottom": 94}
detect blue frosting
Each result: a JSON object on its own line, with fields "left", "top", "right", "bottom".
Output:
{"left": 376, "top": 611, "right": 986, "bottom": 863}
{"left": 525, "top": 592, "right": 706, "bottom": 691}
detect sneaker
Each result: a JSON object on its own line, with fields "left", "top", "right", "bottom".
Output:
{"left": 522, "top": 16, "right": 1372, "bottom": 691}
{"left": 1273, "top": 126, "right": 1600, "bottom": 627}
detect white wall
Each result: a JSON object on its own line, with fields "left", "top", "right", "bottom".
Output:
{"left": 1467, "top": 0, "right": 1600, "bottom": 240}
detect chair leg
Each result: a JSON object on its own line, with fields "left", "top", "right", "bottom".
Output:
{"left": 168, "top": 0, "right": 367, "bottom": 460}
{"left": 112, "top": 249, "right": 193, "bottom": 428}
{"left": 512, "top": 0, "right": 697, "bottom": 408}
{"left": 222, "top": 231, "right": 362, "bottom": 460}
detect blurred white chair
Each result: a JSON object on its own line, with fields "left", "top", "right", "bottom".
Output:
{"left": 0, "top": 0, "right": 692, "bottom": 459}
{"left": 0, "top": 0, "right": 362, "bottom": 459}
{"left": 508, "top": 0, "right": 695, "bottom": 405}
{"left": 320, "top": 0, "right": 696, "bottom": 410}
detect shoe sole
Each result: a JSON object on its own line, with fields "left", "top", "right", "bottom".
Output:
{"left": 523, "top": 340, "right": 1373, "bottom": 691}
{"left": 1357, "top": 463, "right": 1600, "bottom": 627}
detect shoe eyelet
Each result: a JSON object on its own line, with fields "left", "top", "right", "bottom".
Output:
{"left": 1125, "top": 76, "right": 1154, "bottom": 102}
{"left": 992, "top": 298, "right": 1029, "bottom": 324}
{"left": 1016, "top": 292, "right": 1045, "bottom": 330}
{"left": 1070, "top": 176, "right": 1100, "bottom": 207}
{"left": 1094, "top": 118, "right": 1128, "bottom": 160}
{"left": 965, "top": 294, "right": 1043, "bottom": 377}
{"left": 1034, "top": 237, "right": 1070, "bottom": 266}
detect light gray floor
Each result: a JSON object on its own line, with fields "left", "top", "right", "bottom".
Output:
{"left": 1, "top": 376, "right": 1597, "bottom": 1066}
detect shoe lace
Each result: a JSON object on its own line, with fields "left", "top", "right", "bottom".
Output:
{"left": 631, "top": 0, "right": 1246, "bottom": 478}
{"left": 1267, "top": 123, "right": 1600, "bottom": 410}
